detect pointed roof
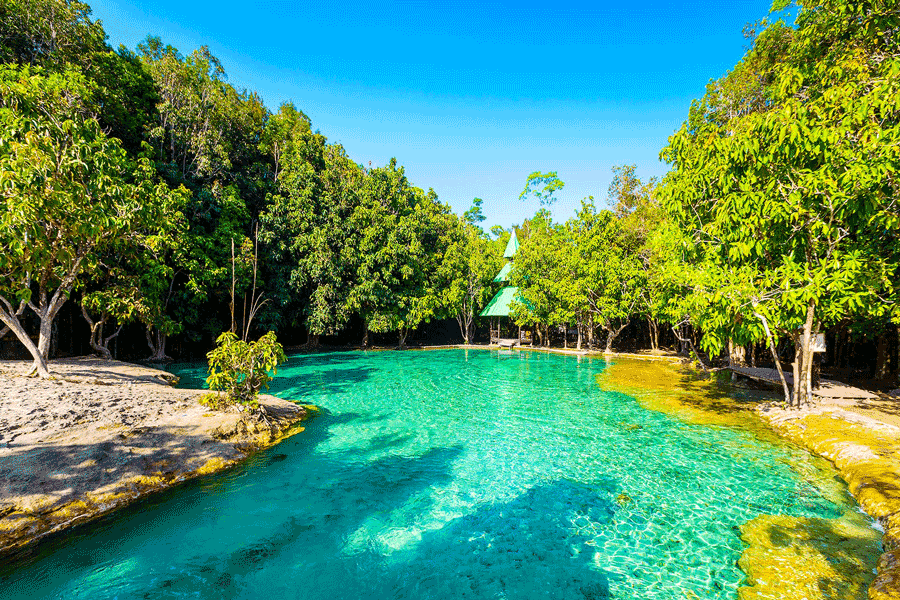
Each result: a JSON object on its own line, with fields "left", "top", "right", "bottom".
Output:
{"left": 480, "top": 286, "right": 519, "bottom": 317}
{"left": 503, "top": 233, "right": 520, "bottom": 258}
{"left": 493, "top": 262, "right": 512, "bottom": 282}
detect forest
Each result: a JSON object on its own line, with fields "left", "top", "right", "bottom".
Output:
{"left": 0, "top": 0, "right": 898, "bottom": 407}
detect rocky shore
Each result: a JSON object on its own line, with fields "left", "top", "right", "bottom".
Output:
{"left": 756, "top": 403, "right": 900, "bottom": 600}
{"left": 0, "top": 357, "right": 313, "bottom": 557}
{"left": 596, "top": 357, "right": 900, "bottom": 600}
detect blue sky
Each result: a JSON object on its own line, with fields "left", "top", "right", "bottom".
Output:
{"left": 90, "top": 0, "right": 780, "bottom": 228}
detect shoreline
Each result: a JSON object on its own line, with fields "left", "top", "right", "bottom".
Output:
{"left": 0, "top": 357, "right": 314, "bottom": 558}
{"left": 3, "top": 350, "right": 897, "bottom": 598}
{"left": 594, "top": 357, "right": 898, "bottom": 600}
{"left": 754, "top": 403, "right": 900, "bottom": 600}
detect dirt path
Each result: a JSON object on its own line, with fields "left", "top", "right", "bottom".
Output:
{"left": 0, "top": 357, "right": 313, "bottom": 557}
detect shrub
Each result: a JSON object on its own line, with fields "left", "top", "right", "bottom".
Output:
{"left": 205, "top": 331, "right": 286, "bottom": 407}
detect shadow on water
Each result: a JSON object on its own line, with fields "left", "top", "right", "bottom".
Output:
{"left": 2, "top": 388, "right": 621, "bottom": 600}
{"left": 268, "top": 364, "right": 376, "bottom": 401}
{"left": 380, "top": 479, "right": 619, "bottom": 600}
{"left": 0, "top": 408, "right": 459, "bottom": 596}
{"left": 147, "top": 477, "right": 619, "bottom": 600}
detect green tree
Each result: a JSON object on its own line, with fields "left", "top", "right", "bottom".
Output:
{"left": 463, "top": 197, "right": 487, "bottom": 230}
{"left": 519, "top": 171, "right": 565, "bottom": 207}
{"left": 0, "top": 0, "right": 106, "bottom": 69}
{"left": 439, "top": 220, "right": 502, "bottom": 343}
{"left": 659, "top": 0, "right": 900, "bottom": 405}
{"left": 0, "top": 66, "right": 181, "bottom": 376}
{"left": 348, "top": 159, "right": 451, "bottom": 347}
{"left": 260, "top": 133, "right": 364, "bottom": 344}
{"left": 205, "top": 330, "right": 286, "bottom": 407}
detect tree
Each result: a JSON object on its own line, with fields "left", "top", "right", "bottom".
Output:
{"left": 519, "top": 171, "right": 565, "bottom": 207}
{"left": 463, "top": 197, "right": 487, "bottom": 230}
{"left": 138, "top": 37, "right": 267, "bottom": 186}
{"left": 347, "top": 159, "right": 451, "bottom": 348}
{"left": 658, "top": 0, "right": 900, "bottom": 406}
{"left": 573, "top": 202, "right": 645, "bottom": 353}
{"left": 0, "top": 0, "right": 106, "bottom": 69}
{"left": 260, "top": 136, "right": 362, "bottom": 344}
{"left": 80, "top": 285, "right": 145, "bottom": 360}
{"left": 0, "top": 66, "right": 180, "bottom": 377}
{"left": 509, "top": 211, "right": 568, "bottom": 347}
{"left": 205, "top": 331, "right": 286, "bottom": 407}
{"left": 439, "top": 220, "right": 502, "bottom": 344}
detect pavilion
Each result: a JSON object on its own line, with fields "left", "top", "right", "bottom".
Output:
{"left": 480, "top": 232, "right": 523, "bottom": 345}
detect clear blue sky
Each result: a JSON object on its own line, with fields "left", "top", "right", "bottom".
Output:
{"left": 90, "top": 0, "right": 779, "bottom": 228}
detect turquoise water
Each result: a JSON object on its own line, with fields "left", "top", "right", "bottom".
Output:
{"left": 0, "top": 349, "right": 859, "bottom": 599}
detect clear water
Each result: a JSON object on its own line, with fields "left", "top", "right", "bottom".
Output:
{"left": 0, "top": 349, "right": 859, "bottom": 599}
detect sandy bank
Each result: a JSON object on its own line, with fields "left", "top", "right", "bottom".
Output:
{"left": 0, "top": 357, "right": 312, "bottom": 557}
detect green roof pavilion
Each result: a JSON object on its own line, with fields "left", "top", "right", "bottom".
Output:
{"left": 493, "top": 262, "right": 512, "bottom": 282}
{"left": 480, "top": 285, "right": 519, "bottom": 317}
{"left": 503, "top": 233, "right": 520, "bottom": 258}
{"left": 481, "top": 232, "right": 521, "bottom": 320}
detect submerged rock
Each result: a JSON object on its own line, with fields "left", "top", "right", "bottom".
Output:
{"left": 597, "top": 357, "right": 899, "bottom": 600}
{"left": 738, "top": 513, "right": 880, "bottom": 600}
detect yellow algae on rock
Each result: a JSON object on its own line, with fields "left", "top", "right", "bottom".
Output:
{"left": 757, "top": 409, "right": 900, "bottom": 600}
{"left": 596, "top": 358, "right": 781, "bottom": 440}
{"left": 599, "top": 358, "right": 896, "bottom": 600}
{"left": 738, "top": 513, "right": 881, "bottom": 600}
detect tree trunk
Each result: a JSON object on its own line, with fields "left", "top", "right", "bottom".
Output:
{"left": 576, "top": 316, "right": 583, "bottom": 351}
{"left": 0, "top": 302, "right": 48, "bottom": 377}
{"left": 362, "top": 327, "right": 370, "bottom": 349}
{"left": 81, "top": 305, "right": 113, "bottom": 360}
{"left": 604, "top": 319, "right": 629, "bottom": 354}
{"left": 876, "top": 333, "right": 888, "bottom": 380}
{"left": 677, "top": 323, "right": 690, "bottom": 356}
{"left": 648, "top": 318, "right": 658, "bottom": 351}
{"left": 752, "top": 306, "right": 792, "bottom": 405}
{"left": 456, "top": 313, "right": 468, "bottom": 344}
{"left": 145, "top": 325, "right": 170, "bottom": 362}
{"left": 797, "top": 299, "right": 817, "bottom": 407}
{"left": 398, "top": 328, "right": 408, "bottom": 349}
{"left": 588, "top": 316, "right": 595, "bottom": 351}
{"left": 728, "top": 340, "right": 746, "bottom": 367}
{"left": 307, "top": 334, "right": 321, "bottom": 348}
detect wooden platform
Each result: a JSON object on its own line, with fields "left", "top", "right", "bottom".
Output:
{"left": 728, "top": 366, "right": 878, "bottom": 400}
{"left": 491, "top": 338, "right": 520, "bottom": 349}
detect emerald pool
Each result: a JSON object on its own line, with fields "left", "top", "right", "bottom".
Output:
{"left": 0, "top": 349, "right": 865, "bottom": 599}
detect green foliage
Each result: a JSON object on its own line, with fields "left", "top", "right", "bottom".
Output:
{"left": 509, "top": 201, "right": 646, "bottom": 350}
{"left": 519, "top": 171, "right": 565, "bottom": 207}
{"left": 0, "top": 63, "right": 183, "bottom": 373}
{"left": 205, "top": 331, "right": 286, "bottom": 407}
{"left": 0, "top": 0, "right": 106, "bottom": 69}
{"left": 463, "top": 197, "right": 487, "bottom": 229}
{"left": 658, "top": 0, "right": 900, "bottom": 402}
{"left": 438, "top": 221, "right": 503, "bottom": 343}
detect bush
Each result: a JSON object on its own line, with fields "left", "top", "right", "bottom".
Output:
{"left": 205, "top": 331, "right": 286, "bottom": 407}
